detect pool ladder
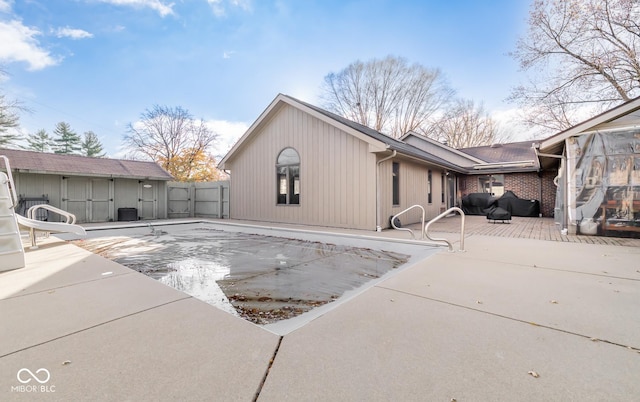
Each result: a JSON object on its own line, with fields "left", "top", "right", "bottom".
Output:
{"left": 391, "top": 205, "right": 466, "bottom": 252}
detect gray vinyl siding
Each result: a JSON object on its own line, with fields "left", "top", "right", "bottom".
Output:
{"left": 13, "top": 173, "right": 63, "bottom": 209}
{"left": 226, "top": 104, "right": 377, "bottom": 230}
{"left": 114, "top": 179, "right": 139, "bottom": 214}
{"left": 379, "top": 159, "right": 447, "bottom": 228}
{"left": 11, "top": 173, "right": 167, "bottom": 222}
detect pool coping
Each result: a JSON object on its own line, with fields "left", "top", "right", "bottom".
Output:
{"left": 1, "top": 219, "right": 640, "bottom": 400}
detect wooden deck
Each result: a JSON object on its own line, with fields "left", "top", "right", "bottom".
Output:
{"left": 416, "top": 215, "right": 640, "bottom": 247}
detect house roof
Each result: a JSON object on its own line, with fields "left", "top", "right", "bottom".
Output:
{"left": 0, "top": 148, "right": 174, "bottom": 181}
{"left": 539, "top": 96, "right": 640, "bottom": 155}
{"left": 460, "top": 141, "right": 539, "bottom": 163}
{"left": 400, "top": 131, "right": 485, "bottom": 165}
{"left": 220, "top": 94, "right": 468, "bottom": 173}
{"left": 292, "top": 96, "right": 472, "bottom": 172}
{"left": 458, "top": 141, "right": 540, "bottom": 174}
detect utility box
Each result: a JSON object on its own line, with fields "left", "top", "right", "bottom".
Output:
{"left": 117, "top": 208, "right": 138, "bottom": 221}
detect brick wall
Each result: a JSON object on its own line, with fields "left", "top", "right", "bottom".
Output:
{"left": 540, "top": 170, "right": 557, "bottom": 218}
{"left": 459, "top": 171, "right": 556, "bottom": 217}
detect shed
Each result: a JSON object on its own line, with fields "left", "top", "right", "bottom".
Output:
{"left": 0, "top": 149, "right": 173, "bottom": 223}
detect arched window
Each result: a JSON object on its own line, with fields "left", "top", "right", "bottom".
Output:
{"left": 276, "top": 148, "right": 300, "bottom": 205}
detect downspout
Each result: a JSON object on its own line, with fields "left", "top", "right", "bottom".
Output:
{"left": 376, "top": 150, "right": 396, "bottom": 232}
{"left": 224, "top": 170, "right": 231, "bottom": 219}
{"left": 534, "top": 146, "right": 568, "bottom": 233}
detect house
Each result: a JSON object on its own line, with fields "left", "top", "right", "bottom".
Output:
{"left": 537, "top": 96, "right": 640, "bottom": 236}
{"left": 219, "top": 94, "right": 551, "bottom": 231}
{"left": 0, "top": 148, "right": 173, "bottom": 223}
{"left": 219, "top": 94, "right": 466, "bottom": 231}
{"left": 401, "top": 134, "right": 556, "bottom": 218}
{"left": 458, "top": 141, "right": 556, "bottom": 218}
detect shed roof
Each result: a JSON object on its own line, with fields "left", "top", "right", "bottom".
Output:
{"left": 0, "top": 148, "right": 173, "bottom": 180}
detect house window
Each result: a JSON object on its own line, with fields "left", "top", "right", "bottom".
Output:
{"left": 427, "top": 170, "right": 432, "bottom": 204}
{"left": 392, "top": 162, "right": 400, "bottom": 205}
{"left": 441, "top": 173, "right": 445, "bottom": 203}
{"left": 478, "top": 174, "right": 504, "bottom": 197}
{"left": 276, "top": 147, "right": 300, "bottom": 205}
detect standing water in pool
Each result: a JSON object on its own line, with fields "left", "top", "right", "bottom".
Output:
{"left": 75, "top": 225, "right": 409, "bottom": 324}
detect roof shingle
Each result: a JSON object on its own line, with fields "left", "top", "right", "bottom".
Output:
{"left": 0, "top": 148, "right": 173, "bottom": 180}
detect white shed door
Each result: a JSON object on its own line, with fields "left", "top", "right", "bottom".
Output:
{"left": 64, "top": 177, "right": 88, "bottom": 223}
{"left": 90, "top": 179, "right": 112, "bottom": 222}
{"left": 138, "top": 181, "right": 157, "bottom": 220}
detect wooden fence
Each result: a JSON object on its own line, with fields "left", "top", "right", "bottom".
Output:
{"left": 167, "top": 181, "right": 230, "bottom": 219}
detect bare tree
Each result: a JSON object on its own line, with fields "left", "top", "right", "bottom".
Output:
{"left": 422, "top": 99, "right": 509, "bottom": 149}
{"left": 0, "top": 94, "right": 23, "bottom": 148}
{"left": 510, "top": 0, "right": 640, "bottom": 133}
{"left": 320, "top": 56, "right": 454, "bottom": 138}
{"left": 124, "top": 105, "right": 218, "bottom": 180}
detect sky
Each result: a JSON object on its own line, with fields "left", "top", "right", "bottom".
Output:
{"left": 0, "top": 0, "right": 533, "bottom": 159}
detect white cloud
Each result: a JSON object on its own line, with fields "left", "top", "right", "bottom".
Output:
{"left": 207, "top": 0, "right": 252, "bottom": 17}
{"left": 208, "top": 0, "right": 225, "bottom": 17}
{"left": 206, "top": 119, "right": 249, "bottom": 157}
{"left": 55, "top": 26, "right": 94, "bottom": 39}
{"left": 0, "top": 20, "right": 59, "bottom": 70}
{"left": 0, "top": 0, "right": 13, "bottom": 14}
{"left": 231, "top": 0, "right": 252, "bottom": 12}
{"left": 222, "top": 50, "right": 235, "bottom": 59}
{"left": 98, "top": 0, "right": 175, "bottom": 17}
{"left": 490, "top": 107, "right": 542, "bottom": 142}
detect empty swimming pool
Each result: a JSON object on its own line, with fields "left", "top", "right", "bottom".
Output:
{"left": 73, "top": 221, "right": 438, "bottom": 331}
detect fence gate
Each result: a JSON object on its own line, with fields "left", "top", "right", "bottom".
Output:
{"left": 168, "top": 184, "right": 191, "bottom": 218}
{"left": 167, "top": 181, "right": 229, "bottom": 219}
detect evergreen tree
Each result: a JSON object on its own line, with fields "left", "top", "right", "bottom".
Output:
{"left": 53, "top": 122, "right": 81, "bottom": 154}
{"left": 81, "top": 131, "right": 105, "bottom": 157}
{"left": 26, "top": 129, "right": 53, "bottom": 152}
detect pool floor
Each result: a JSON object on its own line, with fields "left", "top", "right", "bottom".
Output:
{"left": 74, "top": 224, "right": 410, "bottom": 325}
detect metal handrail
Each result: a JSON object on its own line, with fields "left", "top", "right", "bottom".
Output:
{"left": 424, "top": 207, "right": 466, "bottom": 252}
{"left": 391, "top": 204, "right": 425, "bottom": 240}
{"left": 0, "top": 155, "right": 18, "bottom": 207}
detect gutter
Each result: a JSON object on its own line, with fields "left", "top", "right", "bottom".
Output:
{"left": 472, "top": 160, "right": 537, "bottom": 170}
{"left": 375, "top": 149, "right": 396, "bottom": 232}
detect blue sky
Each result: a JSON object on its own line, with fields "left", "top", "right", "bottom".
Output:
{"left": 1, "top": 0, "right": 532, "bottom": 158}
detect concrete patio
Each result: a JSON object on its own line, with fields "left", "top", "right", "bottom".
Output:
{"left": 1, "top": 216, "right": 639, "bottom": 401}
